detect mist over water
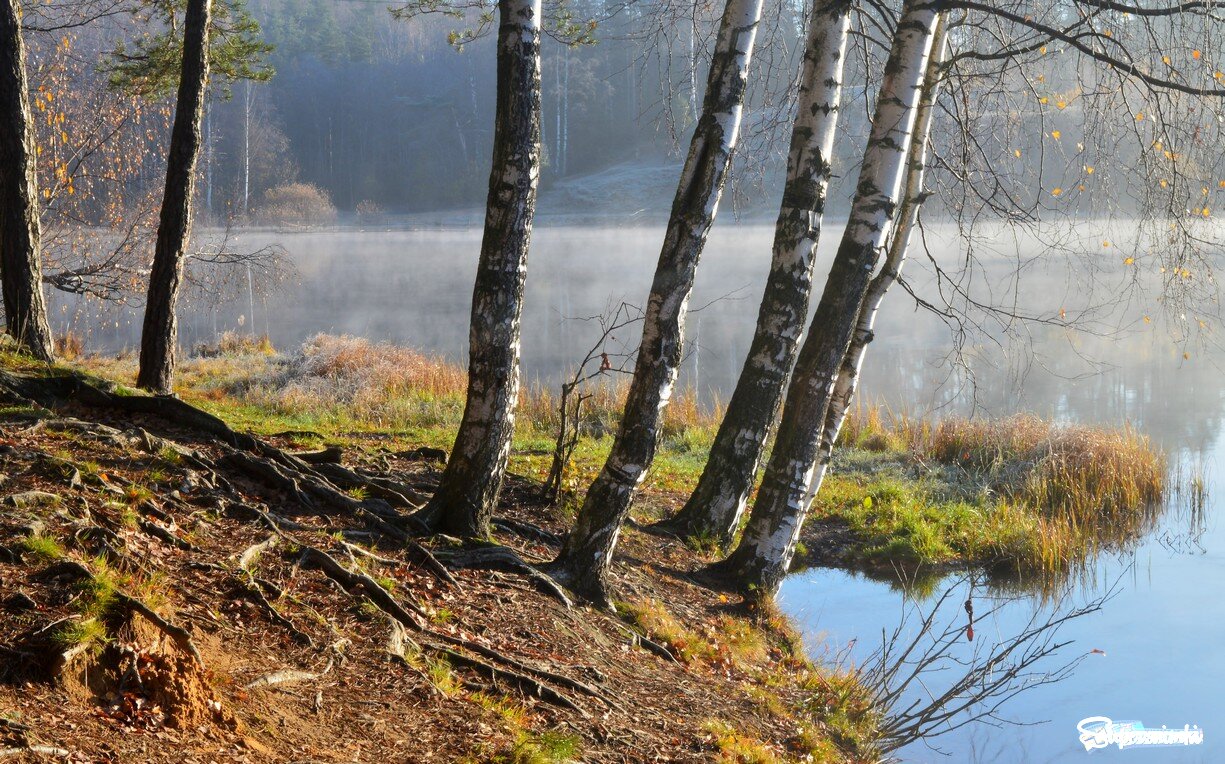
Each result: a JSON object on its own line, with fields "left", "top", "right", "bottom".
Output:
{"left": 51, "top": 221, "right": 1225, "bottom": 762}
{"left": 58, "top": 219, "right": 1217, "bottom": 436}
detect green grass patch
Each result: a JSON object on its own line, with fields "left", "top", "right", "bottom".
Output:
{"left": 21, "top": 533, "right": 66, "bottom": 562}
{"left": 51, "top": 617, "right": 110, "bottom": 652}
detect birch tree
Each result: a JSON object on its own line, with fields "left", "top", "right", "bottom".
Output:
{"left": 710, "top": 0, "right": 943, "bottom": 596}
{"left": 656, "top": 0, "right": 855, "bottom": 546}
{"left": 547, "top": 0, "right": 764, "bottom": 605}
{"left": 0, "top": 0, "right": 55, "bottom": 361}
{"left": 819, "top": 16, "right": 948, "bottom": 463}
{"left": 414, "top": 0, "right": 543, "bottom": 538}
{"left": 137, "top": 0, "right": 213, "bottom": 392}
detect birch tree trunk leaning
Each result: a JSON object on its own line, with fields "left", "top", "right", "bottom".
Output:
{"left": 709, "top": 0, "right": 942, "bottom": 597}
{"left": 547, "top": 0, "right": 764, "bottom": 606}
{"left": 418, "top": 0, "right": 542, "bottom": 538}
{"left": 0, "top": 0, "right": 55, "bottom": 362}
{"left": 819, "top": 17, "right": 949, "bottom": 457}
{"left": 656, "top": 0, "right": 854, "bottom": 546}
{"left": 137, "top": 0, "right": 213, "bottom": 392}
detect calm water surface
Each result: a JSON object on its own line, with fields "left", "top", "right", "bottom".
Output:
{"left": 55, "top": 222, "right": 1225, "bottom": 762}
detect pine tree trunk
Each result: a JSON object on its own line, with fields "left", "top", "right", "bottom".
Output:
{"left": 0, "top": 0, "right": 54, "bottom": 362}
{"left": 548, "top": 0, "right": 764, "bottom": 606}
{"left": 657, "top": 0, "right": 854, "bottom": 546}
{"left": 421, "top": 0, "right": 542, "bottom": 538}
{"left": 137, "top": 0, "right": 213, "bottom": 392}
{"left": 819, "top": 17, "right": 948, "bottom": 456}
{"left": 711, "top": 0, "right": 942, "bottom": 597}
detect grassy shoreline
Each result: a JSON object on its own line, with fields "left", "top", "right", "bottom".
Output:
{"left": 69, "top": 332, "right": 1172, "bottom": 582}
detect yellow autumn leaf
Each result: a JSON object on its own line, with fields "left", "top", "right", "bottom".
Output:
{"left": 863, "top": 496, "right": 873, "bottom": 509}
{"left": 1136, "top": 112, "right": 1145, "bottom": 121}
{"left": 1037, "top": 74, "right": 1046, "bottom": 83}
{"left": 1103, "top": 240, "right": 1111, "bottom": 247}
{"left": 1078, "top": 184, "right": 1086, "bottom": 191}
{"left": 1085, "top": 166, "right": 1095, "bottom": 174}
{"left": 1104, "top": 29, "right": 1113, "bottom": 37}
{"left": 1051, "top": 187, "right": 1063, "bottom": 196}
{"left": 1144, "top": 315, "right": 1152, "bottom": 323}
{"left": 1040, "top": 46, "right": 1048, "bottom": 54}
{"left": 1051, "top": 130, "right": 1061, "bottom": 139}
{"left": 1204, "top": 187, "right": 1211, "bottom": 195}
{"left": 1056, "top": 100, "right": 1067, "bottom": 110}
{"left": 1219, "top": 180, "right": 1225, "bottom": 188}
{"left": 1014, "top": 149, "right": 1022, "bottom": 158}
{"left": 1039, "top": 96, "right": 1049, "bottom": 104}
{"left": 1124, "top": 257, "right": 1135, "bottom": 265}
{"left": 1160, "top": 179, "right": 1169, "bottom": 188}
{"left": 1163, "top": 55, "right": 1172, "bottom": 65}
{"left": 1185, "top": 352, "right": 1191, "bottom": 360}
{"left": 1193, "top": 50, "right": 1202, "bottom": 60}
{"left": 1202, "top": 207, "right": 1211, "bottom": 217}
{"left": 1060, "top": 307, "right": 1067, "bottom": 319}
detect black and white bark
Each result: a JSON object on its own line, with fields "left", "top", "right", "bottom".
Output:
{"left": 137, "top": 0, "right": 213, "bottom": 392}
{"left": 0, "top": 0, "right": 54, "bottom": 361}
{"left": 819, "top": 16, "right": 949, "bottom": 456}
{"left": 547, "top": 0, "right": 764, "bottom": 606}
{"left": 418, "top": 0, "right": 542, "bottom": 538}
{"left": 711, "top": 0, "right": 943, "bottom": 597}
{"left": 656, "top": 0, "right": 854, "bottom": 546}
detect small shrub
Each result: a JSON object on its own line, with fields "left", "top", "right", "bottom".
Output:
{"left": 54, "top": 331, "right": 84, "bottom": 361}
{"left": 256, "top": 183, "right": 337, "bottom": 226}
{"left": 355, "top": 199, "right": 386, "bottom": 224}
{"left": 194, "top": 331, "right": 275, "bottom": 358}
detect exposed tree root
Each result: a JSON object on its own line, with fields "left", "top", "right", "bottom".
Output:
{"left": 613, "top": 622, "right": 681, "bottom": 664}
{"left": 493, "top": 516, "right": 562, "bottom": 546}
{"left": 0, "top": 745, "right": 73, "bottom": 759}
{"left": 2, "top": 367, "right": 616, "bottom": 716}
{"left": 434, "top": 542, "right": 571, "bottom": 608}
{"left": 291, "top": 446, "right": 344, "bottom": 465}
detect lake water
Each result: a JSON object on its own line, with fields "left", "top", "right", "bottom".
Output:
{"left": 54, "top": 222, "right": 1225, "bottom": 762}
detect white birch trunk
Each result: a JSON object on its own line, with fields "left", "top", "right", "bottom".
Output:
{"left": 548, "top": 0, "right": 764, "bottom": 606}
{"left": 421, "top": 0, "right": 543, "bottom": 538}
{"left": 819, "top": 17, "right": 949, "bottom": 457}
{"left": 659, "top": 0, "right": 854, "bottom": 546}
{"left": 712, "top": 0, "right": 942, "bottom": 596}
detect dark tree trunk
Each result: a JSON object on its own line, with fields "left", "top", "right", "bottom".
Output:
{"left": 548, "top": 0, "right": 764, "bottom": 607}
{"left": 657, "top": 0, "right": 854, "bottom": 546}
{"left": 0, "top": 0, "right": 54, "bottom": 361}
{"left": 418, "top": 0, "right": 542, "bottom": 538}
{"left": 710, "top": 0, "right": 943, "bottom": 597}
{"left": 137, "top": 0, "right": 213, "bottom": 392}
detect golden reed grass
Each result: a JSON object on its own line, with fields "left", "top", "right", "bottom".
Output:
{"left": 839, "top": 402, "right": 1167, "bottom": 573}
